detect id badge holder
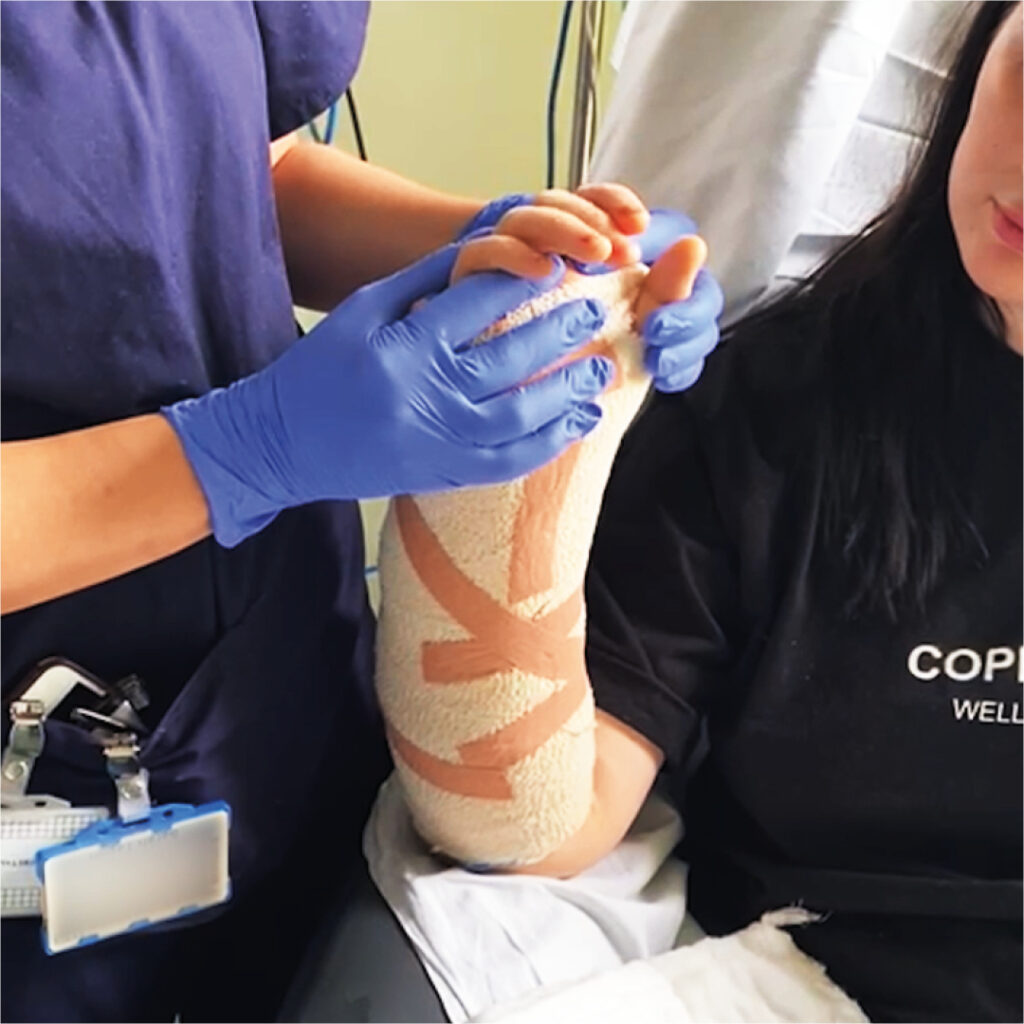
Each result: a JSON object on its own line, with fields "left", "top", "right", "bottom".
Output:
{"left": 1, "top": 660, "right": 232, "bottom": 952}
{"left": 36, "top": 801, "right": 231, "bottom": 954}
{"left": 34, "top": 733, "right": 231, "bottom": 955}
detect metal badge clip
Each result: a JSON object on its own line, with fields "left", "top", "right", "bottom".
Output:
{"left": 99, "top": 732, "right": 151, "bottom": 823}
{"left": 1, "top": 700, "right": 46, "bottom": 802}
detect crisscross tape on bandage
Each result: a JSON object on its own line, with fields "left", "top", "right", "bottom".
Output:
{"left": 376, "top": 266, "right": 652, "bottom": 867}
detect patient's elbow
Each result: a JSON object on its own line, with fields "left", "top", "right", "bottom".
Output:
{"left": 444, "top": 710, "right": 664, "bottom": 879}
{"left": 395, "top": 708, "right": 600, "bottom": 871}
{"left": 511, "top": 710, "right": 665, "bottom": 877}
{"left": 506, "top": 799, "right": 634, "bottom": 879}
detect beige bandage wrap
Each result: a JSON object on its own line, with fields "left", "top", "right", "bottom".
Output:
{"left": 376, "top": 253, "right": 699, "bottom": 867}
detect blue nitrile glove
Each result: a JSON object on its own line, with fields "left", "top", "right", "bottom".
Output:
{"left": 576, "top": 208, "right": 724, "bottom": 394}
{"left": 643, "top": 265, "right": 723, "bottom": 393}
{"left": 456, "top": 194, "right": 533, "bottom": 240}
{"left": 163, "top": 244, "right": 611, "bottom": 547}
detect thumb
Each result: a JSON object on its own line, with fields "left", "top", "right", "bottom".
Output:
{"left": 634, "top": 235, "right": 707, "bottom": 327}
{"left": 354, "top": 245, "right": 460, "bottom": 329}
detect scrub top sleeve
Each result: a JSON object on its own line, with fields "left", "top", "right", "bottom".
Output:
{"left": 253, "top": 1, "right": 370, "bottom": 139}
{"left": 585, "top": 393, "right": 741, "bottom": 771}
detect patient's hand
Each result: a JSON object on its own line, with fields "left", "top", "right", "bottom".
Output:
{"left": 452, "top": 183, "right": 647, "bottom": 281}
{"left": 452, "top": 183, "right": 706, "bottom": 330}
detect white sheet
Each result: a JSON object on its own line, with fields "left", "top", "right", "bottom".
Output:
{"left": 365, "top": 775, "right": 689, "bottom": 1022}
{"left": 473, "top": 909, "right": 868, "bottom": 1024}
{"left": 366, "top": 784, "right": 867, "bottom": 1023}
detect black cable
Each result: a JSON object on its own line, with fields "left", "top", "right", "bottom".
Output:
{"left": 546, "top": 0, "right": 574, "bottom": 189}
{"left": 345, "top": 88, "right": 368, "bottom": 161}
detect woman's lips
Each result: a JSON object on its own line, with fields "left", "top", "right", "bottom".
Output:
{"left": 993, "top": 200, "right": 1024, "bottom": 253}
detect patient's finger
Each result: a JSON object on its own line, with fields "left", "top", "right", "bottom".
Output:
{"left": 452, "top": 235, "right": 556, "bottom": 284}
{"left": 634, "top": 235, "right": 708, "bottom": 327}
{"left": 574, "top": 183, "right": 650, "bottom": 236}
{"left": 532, "top": 190, "right": 641, "bottom": 265}
{"left": 495, "top": 205, "right": 613, "bottom": 266}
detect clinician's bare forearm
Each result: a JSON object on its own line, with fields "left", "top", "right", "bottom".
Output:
{"left": 0, "top": 417, "right": 211, "bottom": 614}
{"left": 271, "top": 140, "right": 482, "bottom": 311}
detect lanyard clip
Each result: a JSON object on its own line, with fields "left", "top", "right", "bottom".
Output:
{"left": 1, "top": 700, "right": 46, "bottom": 802}
{"left": 100, "top": 733, "right": 151, "bottom": 823}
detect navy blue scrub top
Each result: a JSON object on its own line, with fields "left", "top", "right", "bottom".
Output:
{"left": 1, "top": 2, "right": 383, "bottom": 895}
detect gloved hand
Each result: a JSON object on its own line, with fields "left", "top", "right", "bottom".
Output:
{"left": 163, "top": 245, "right": 611, "bottom": 547}
{"left": 456, "top": 193, "right": 533, "bottom": 241}
{"left": 577, "top": 208, "right": 724, "bottom": 394}
{"left": 460, "top": 196, "right": 723, "bottom": 394}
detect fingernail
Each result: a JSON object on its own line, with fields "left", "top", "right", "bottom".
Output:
{"left": 648, "top": 316, "right": 691, "bottom": 343}
{"left": 580, "top": 298, "right": 606, "bottom": 330}
{"left": 573, "top": 357, "right": 610, "bottom": 398}
{"left": 590, "top": 356, "right": 614, "bottom": 388}
{"left": 567, "top": 301, "right": 604, "bottom": 343}
{"left": 569, "top": 402, "right": 602, "bottom": 438}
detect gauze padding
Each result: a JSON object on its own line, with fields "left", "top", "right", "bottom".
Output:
{"left": 375, "top": 266, "right": 651, "bottom": 867}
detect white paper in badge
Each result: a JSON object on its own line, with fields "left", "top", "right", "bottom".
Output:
{"left": 36, "top": 802, "right": 230, "bottom": 954}
{"left": 1, "top": 798, "right": 109, "bottom": 918}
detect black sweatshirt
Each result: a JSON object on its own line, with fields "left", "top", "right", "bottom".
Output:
{"left": 585, "top": 315, "right": 1022, "bottom": 1022}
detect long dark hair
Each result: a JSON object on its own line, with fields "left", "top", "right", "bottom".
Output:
{"left": 728, "top": 1, "right": 1015, "bottom": 621}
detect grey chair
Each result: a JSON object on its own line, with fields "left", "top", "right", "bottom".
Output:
{"left": 279, "top": 862, "right": 447, "bottom": 1024}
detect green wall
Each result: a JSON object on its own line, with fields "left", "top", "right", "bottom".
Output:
{"left": 333, "top": 0, "right": 620, "bottom": 194}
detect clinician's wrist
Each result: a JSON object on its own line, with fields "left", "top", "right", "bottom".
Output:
{"left": 161, "top": 375, "right": 289, "bottom": 548}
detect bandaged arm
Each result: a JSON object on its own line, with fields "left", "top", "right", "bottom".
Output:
{"left": 375, "top": 241, "right": 704, "bottom": 875}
